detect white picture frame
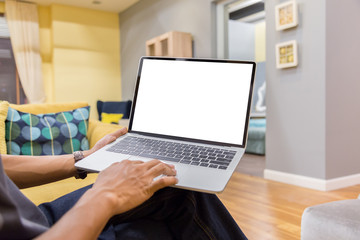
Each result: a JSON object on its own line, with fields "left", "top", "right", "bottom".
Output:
{"left": 276, "top": 40, "right": 298, "bottom": 69}
{"left": 275, "top": 0, "right": 298, "bottom": 31}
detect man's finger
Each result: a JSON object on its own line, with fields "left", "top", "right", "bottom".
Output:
{"left": 130, "top": 160, "right": 144, "bottom": 165}
{"left": 111, "top": 127, "right": 128, "bottom": 138}
{"left": 141, "top": 159, "right": 163, "bottom": 169}
{"left": 150, "top": 176, "right": 178, "bottom": 192}
{"left": 145, "top": 162, "right": 177, "bottom": 178}
{"left": 142, "top": 159, "right": 175, "bottom": 172}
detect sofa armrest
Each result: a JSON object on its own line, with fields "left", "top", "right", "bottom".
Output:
{"left": 301, "top": 199, "right": 360, "bottom": 240}
{"left": 87, "top": 119, "right": 126, "bottom": 148}
{"left": 21, "top": 174, "right": 98, "bottom": 206}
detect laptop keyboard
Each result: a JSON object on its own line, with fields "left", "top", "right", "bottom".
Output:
{"left": 106, "top": 136, "right": 236, "bottom": 170}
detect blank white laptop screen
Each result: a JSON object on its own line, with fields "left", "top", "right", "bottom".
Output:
{"left": 131, "top": 58, "right": 254, "bottom": 146}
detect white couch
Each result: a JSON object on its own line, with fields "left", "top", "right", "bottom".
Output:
{"left": 301, "top": 195, "right": 360, "bottom": 240}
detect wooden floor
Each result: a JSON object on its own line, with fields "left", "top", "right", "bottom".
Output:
{"left": 217, "top": 172, "right": 360, "bottom": 240}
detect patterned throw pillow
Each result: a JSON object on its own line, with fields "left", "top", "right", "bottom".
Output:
{"left": 5, "top": 106, "right": 90, "bottom": 155}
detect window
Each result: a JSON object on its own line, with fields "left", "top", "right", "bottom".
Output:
{"left": 0, "top": 14, "right": 27, "bottom": 104}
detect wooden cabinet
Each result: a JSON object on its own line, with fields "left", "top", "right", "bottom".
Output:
{"left": 145, "top": 31, "right": 192, "bottom": 57}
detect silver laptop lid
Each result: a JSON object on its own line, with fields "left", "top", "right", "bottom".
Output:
{"left": 129, "top": 57, "right": 256, "bottom": 148}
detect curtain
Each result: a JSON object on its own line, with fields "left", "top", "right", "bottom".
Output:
{"left": 5, "top": 0, "right": 45, "bottom": 103}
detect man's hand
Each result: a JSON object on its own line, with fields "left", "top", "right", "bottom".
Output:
{"left": 88, "top": 127, "right": 128, "bottom": 155}
{"left": 36, "top": 159, "right": 177, "bottom": 240}
{"left": 88, "top": 128, "right": 177, "bottom": 214}
{"left": 91, "top": 159, "right": 178, "bottom": 215}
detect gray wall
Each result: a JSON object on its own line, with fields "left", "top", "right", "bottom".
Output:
{"left": 325, "top": 0, "right": 360, "bottom": 179}
{"left": 266, "top": 0, "right": 327, "bottom": 179}
{"left": 266, "top": 0, "right": 360, "bottom": 180}
{"left": 119, "top": 0, "right": 215, "bottom": 100}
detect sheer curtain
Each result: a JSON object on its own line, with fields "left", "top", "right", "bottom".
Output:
{"left": 5, "top": 0, "right": 45, "bottom": 103}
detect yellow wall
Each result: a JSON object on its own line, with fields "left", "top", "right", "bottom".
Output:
{"left": 38, "top": 5, "right": 54, "bottom": 103}
{"left": 0, "top": 2, "right": 4, "bottom": 13}
{"left": 255, "top": 21, "right": 266, "bottom": 62}
{"left": 38, "top": 4, "right": 121, "bottom": 119}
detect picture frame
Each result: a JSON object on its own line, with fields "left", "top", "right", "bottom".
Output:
{"left": 275, "top": 40, "right": 298, "bottom": 69}
{"left": 275, "top": 0, "right": 298, "bottom": 31}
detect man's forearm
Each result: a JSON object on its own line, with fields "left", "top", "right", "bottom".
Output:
{"left": 2, "top": 128, "right": 127, "bottom": 189}
{"left": 2, "top": 150, "right": 92, "bottom": 188}
{"left": 35, "top": 187, "right": 116, "bottom": 240}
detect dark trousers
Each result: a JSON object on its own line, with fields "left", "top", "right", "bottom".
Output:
{"left": 39, "top": 186, "right": 247, "bottom": 240}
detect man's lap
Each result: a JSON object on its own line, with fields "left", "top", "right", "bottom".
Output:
{"left": 38, "top": 185, "right": 175, "bottom": 239}
{"left": 38, "top": 185, "right": 247, "bottom": 240}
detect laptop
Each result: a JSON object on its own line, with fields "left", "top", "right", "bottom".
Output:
{"left": 76, "top": 57, "right": 256, "bottom": 193}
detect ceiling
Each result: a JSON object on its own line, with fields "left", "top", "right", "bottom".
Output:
{"left": 27, "top": 0, "right": 140, "bottom": 13}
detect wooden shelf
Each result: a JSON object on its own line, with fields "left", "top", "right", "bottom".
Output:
{"left": 146, "top": 31, "right": 192, "bottom": 57}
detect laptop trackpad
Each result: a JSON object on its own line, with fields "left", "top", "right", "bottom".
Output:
{"left": 76, "top": 152, "right": 130, "bottom": 172}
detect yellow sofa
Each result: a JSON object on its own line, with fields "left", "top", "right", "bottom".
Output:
{"left": 0, "top": 101, "right": 124, "bottom": 205}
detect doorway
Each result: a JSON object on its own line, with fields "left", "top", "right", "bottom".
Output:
{"left": 227, "top": 0, "right": 266, "bottom": 117}
{"left": 215, "top": 0, "right": 266, "bottom": 175}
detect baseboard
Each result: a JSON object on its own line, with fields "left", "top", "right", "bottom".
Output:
{"left": 264, "top": 169, "right": 360, "bottom": 191}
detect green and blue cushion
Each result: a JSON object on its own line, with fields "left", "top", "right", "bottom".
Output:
{"left": 5, "top": 106, "right": 90, "bottom": 155}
